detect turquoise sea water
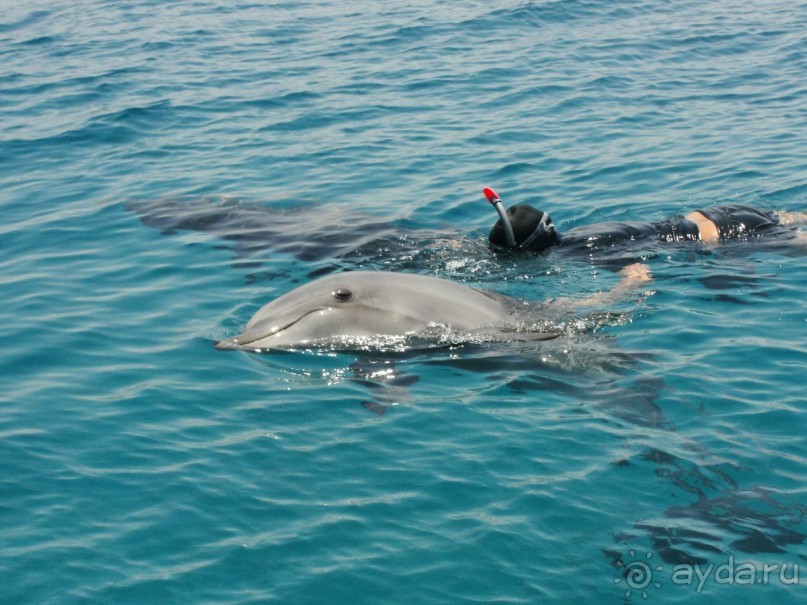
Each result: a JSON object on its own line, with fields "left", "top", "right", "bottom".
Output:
{"left": 2, "top": 1, "right": 806, "bottom": 603}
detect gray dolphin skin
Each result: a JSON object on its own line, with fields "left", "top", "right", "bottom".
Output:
{"left": 216, "top": 271, "right": 557, "bottom": 351}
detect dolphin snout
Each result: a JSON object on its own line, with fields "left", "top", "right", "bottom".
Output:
{"left": 214, "top": 322, "right": 283, "bottom": 351}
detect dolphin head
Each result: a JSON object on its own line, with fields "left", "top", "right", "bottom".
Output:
{"left": 215, "top": 271, "right": 510, "bottom": 351}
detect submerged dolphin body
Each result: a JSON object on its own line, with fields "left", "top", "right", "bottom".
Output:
{"left": 216, "top": 271, "right": 558, "bottom": 351}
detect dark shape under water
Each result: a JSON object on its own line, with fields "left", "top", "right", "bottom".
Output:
{"left": 125, "top": 197, "right": 460, "bottom": 279}
{"left": 615, "top": 446, "right": 805, "bottom": 565}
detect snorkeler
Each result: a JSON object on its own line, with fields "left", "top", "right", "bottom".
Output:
{"left": 483, "top": 187, "right": 807, "bottom": 252}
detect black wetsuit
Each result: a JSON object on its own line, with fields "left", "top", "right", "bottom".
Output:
{"left": 556, "top": 204, "right": 780, "bottom": 252}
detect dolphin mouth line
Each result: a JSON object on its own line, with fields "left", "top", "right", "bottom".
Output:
{"left": 217, "top": 308, "right": 323, "bottom": 350}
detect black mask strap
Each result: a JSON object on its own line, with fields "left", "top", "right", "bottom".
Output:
{"left": 519, "top": 211, "right": 554, "bottom": 249}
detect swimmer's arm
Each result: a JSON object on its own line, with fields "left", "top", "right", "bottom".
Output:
{"left": 546, "top": 262, "right": 652, "bottom": 310}
{"left": 581, "top": 262, "right": 653, "bottom": 307}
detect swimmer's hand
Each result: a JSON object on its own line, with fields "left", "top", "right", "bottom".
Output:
{"left": 618, "top": 262, "right": 652, "bottom": 288}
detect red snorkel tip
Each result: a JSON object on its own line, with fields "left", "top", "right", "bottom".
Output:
{"left": 482, "top": 187, "right": 500, "bottom": 204}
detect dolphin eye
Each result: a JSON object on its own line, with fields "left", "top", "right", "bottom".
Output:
{"left": 332, "top": 288, "right": 353, "bottom": 302}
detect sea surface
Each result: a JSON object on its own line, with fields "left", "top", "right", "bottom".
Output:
{"left": 2, "top": 1, "right": 806, "bottom": 603}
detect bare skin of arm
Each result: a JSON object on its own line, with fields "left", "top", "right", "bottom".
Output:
{"left": 577, "top": 262, "right": 653, "bottom": 307}
{"left": 776, "top": 210, "right": 807, "bottom": 226}
{"left": 774, "top": 210, "right": 807, "bottom": 244}
{"left": 543, "top": 262, "right": 653, "bottom": 312}
{"left": 686, "top": 211, "right": 720, "bottom": 243}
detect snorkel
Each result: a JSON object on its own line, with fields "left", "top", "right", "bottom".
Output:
{"left": 483, "top": 187, "right": 517, "bottom": 247}
{"left": 483, "top": 186, "right": 557, "bottom": 251}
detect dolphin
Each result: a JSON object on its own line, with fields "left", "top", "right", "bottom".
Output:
{"left": 215, "top": 271, "right": 559, "bottom": 351}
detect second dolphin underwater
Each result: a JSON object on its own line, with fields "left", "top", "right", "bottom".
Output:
{"left": 215, "top": 271, "right": 560, "bottom": 351}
